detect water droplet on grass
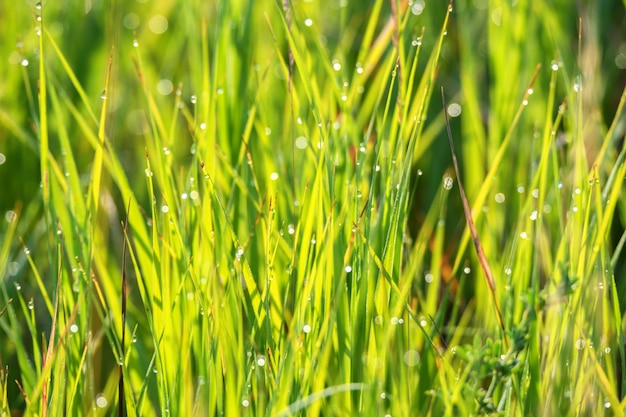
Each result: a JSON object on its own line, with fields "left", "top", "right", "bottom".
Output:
{"left": 235, "top": 246, "right": 244, "bottom": 261}
{"left": 70, "top": 324, "right": 79, "bottom": 333}
{"left": 295, "top": 136, "right": 308, "bottom": 149}
{"left": 270, "top": 172, "right": 279, "bottom": 181}
{"left": 133, "top": 39, "right": 139, "bottom": 47}
{"left": 20, "top": 58, "right": 29, "bottom": 66}
{"left": 443, "top": 176, "right": 454, "bottom": 190}
{"left": 575, "top": 338, "right": 585, "bottom": 350}
{"left": 157, "top": 79, "right": 173, "bottom": 95}
{"left": 242, "top": 399, "right": 250, "bottom": 407}
{"left": 148, "top": 14, "right": 168, "bottom": 34}
{"left": 424, "top": 272, "right": 433, "bottom": 283}
{"left": 304, "top": 18, "right": 313, "bottom": 26}
{"left": 302, "top": 324, "right": 311, "bottom": 333}
{"left": 404, "top": 350, "right": 421, "bottom": 366}
{"left": 5, "top": 210, "right": 17, "bottom": 222}
{"left": 344, "top": 265, "right": 352, "bottom": 273}
{"left": 144, "top": 168, "right": 153, "bottom": 177}
{"left": 28, "top": 299, "right": 34, "bottom": 310}
{"left": 35, "top": 1, "right": 42, "bottom": 9}
{"left": 332, "top": 60, "right": 341, "bottom": 71}
{"left": 190, "top": 95, "right": 197, "bottom": 104}
{"left": 23, "top": 247, "right": 30, "bottom": 255}
{"left": 161, "top": 205, "right": 169, "bottom": 214}
{"left": 463, "top": 267, "right": 471, "bottom": 274}
{"left": 551, "top": 60, "right": 559, "bottom": 71}
{"left": 95, "top": 395, "right": 108, "bottom": 408}
{"left": 447, "top": 103, "right": 462, "bottom": 117}
{"left": 100, "top": 90, "right": 107, "bottom": 100}
{"left": 256, "top": 356, "right": 266, "bottom": 367}
{"left": 14, "top": 283, "right": 21, "bottom": 291}
{"left": 494, "top": 193, "right": 505, "bottom": 203}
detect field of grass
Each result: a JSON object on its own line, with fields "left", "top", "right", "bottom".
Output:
{"left": 1, "top": 0, "right": 626, "bottom": 415}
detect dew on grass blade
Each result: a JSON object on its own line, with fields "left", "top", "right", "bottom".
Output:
{"left": 5, "top": 210, "right": 16, "bottom": 222}
{"left": 447, "top": 103, "right": 462, "bottom": 117}
{"left": 575, "top": 338, "right": 585, "bottom": 350}
{"left": 157, "top": 79, "right": 173, "bottom": 95}
{"left": 28, "top": 299, "right": 34, "bottom": 310}
{"left": 256, "top": 356, "right": 266, "bottom": 367}
{"left": 403, "top": 350, "right": 421, "bottom": 366}
{"left": 443, "top": 175, "right": 454, "bottom": 190}
{"left": 411, "top": 0, "right": 425, "bottom": 15}
{"left": 190, "top": 95, "right": 197, "bottom": 104}
{"left": 20, "top": 58, "right": 29, "bottom": 67}
{"left": 148, "top": 14, "right": 168, "bottom": 34}
{"left": 332, "top": 60, "right": 341, "bottom": 71}
{"left": 494, "top": 193, "right": 505, "bottom": 203}
{"left": 424, "top": 272, "right": 434, "bottom": 283}
{"left": 344, "top": 265, "right": 352, "bottom": 273}
{"left": 95, "top": 395, "right": 108, "bottom": 408}
{"left": 132, "top": 39, "right": 139, "bottom": 47}
{"left": 14, "top": 283, "right": 21, "bottom": 291}
{"left": 23, "top": 247, "right": 30, "bottom": 255}
{"left": 302, "top": 324, "right": 311, "bottom": 333}
{"left": 270, "top": 172, "right": 279, "bottom": 181}
{"left": 463, "top": 267, "right": 471, "bottom": 274}
{"left": 100, "top": 90, "right": 107, "bottom": 100}
{"left": 295, "top": 136, "right": 308, "bottom": 149}
{"left": 304, "top": 18, "right": 313, "bottom": 26}
{"left": 551, "top": 60, "right": 559, "bottom": 71}
{"left": 235, "top": 246, "right": 244, "bottom": 261}
{"left": 70, "top": 324, "right": 78, "bottom": 333}
{"left": 242, "top": 399, "right": 250, "bottom": 407}
{"left": 161, "top": 205, "right": 169, "bottom": 214}
{"left": 8, "top": 262, "right": 19, "bottom": 276}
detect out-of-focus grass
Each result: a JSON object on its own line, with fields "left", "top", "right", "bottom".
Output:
{"left": 0, "top": 0, "right": 625, "bottom": 415}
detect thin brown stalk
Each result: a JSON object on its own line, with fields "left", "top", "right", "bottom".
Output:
{"left": 441, "top": 87, "right": 507, "bottom": 344}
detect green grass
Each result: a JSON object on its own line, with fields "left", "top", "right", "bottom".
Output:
{"left": 1, "top": 0, "right": 626, "bottom": 415}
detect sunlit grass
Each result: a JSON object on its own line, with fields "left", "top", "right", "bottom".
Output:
{"left": 1, "top": 0, "right": 625, "bottom": 415}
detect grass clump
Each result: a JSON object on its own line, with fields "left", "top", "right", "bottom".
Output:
{"left": 0, "top": 0, "right": 625, "bottom": 415}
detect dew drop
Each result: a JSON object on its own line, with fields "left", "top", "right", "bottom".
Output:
{"left": 403, "top": 350, "right": 421, "bottom": 366}
{"left": 295, "top": 136, "right": 308, "bottom": 149}
{"left": 304, "top": 18, "right": 313, "bottom": 27}
{"left": 242, "top": 399, "right": 250, "bottom": 407}
{"left": 447, "top": 103, "right": 462, "bottom": 117}
{"left": 256, "top": 356, "right": 266, "bottom": 367}
{"left": 344, "top": 265, "right": 352, "bottom": 273}
{"left": 28, "top": 299, "right": 34, "bottom": 310}
{"left": 270, "top": 172, "right": 279, "bottom": 181}
{"left": 35, "top": 1, "right": 42, "bottom": 9}
{"left": 424, "top": 272, "right": 434, "bottom": 283}
{"left": 575, "top": 338, "right": 585, "bottom": 350}
{"left": 100, "top": 90, "right": 107, "bottom": 100}
{"left": 20, "top": 58, "right": 29, "bottom": 67}
{"left": 95, "top": 395, "right": 108, "bottom": 408}
{"left": 463, "top": 267, "right": 471, "bottom": 274}
{"left": 551, "top": 60, "right": 559, "bottom": 71}
{"left": 302, "top": 324, "right": 311, "bottom": 333}
{"left": 14, "top": 283, "right": 21, "bottom": 291}
{"left": 235, "top": 246, "right": 244, "bottom": 261}
{"left": 494, "top": 192, "right": 505, "bottom": 203}
{"left": 133, "top": 39, "right": 139, "bottom": 47}
{"left": 70, "top": 324, "right": 79, "bottom": 333}
{"left": 443, "top": 176, "right": 454, "bottom": 190}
